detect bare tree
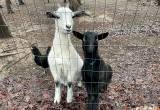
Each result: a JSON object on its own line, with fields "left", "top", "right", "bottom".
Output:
{"left": 0, "top": 13, "right": 12, "bottom": 38}
{"left": 64, "top": 0, "right": 81, "bottom": 11}
{"left": 5, "top": 0, "right": 14, "bottom": 14}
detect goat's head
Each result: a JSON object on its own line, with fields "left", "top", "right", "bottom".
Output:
{"left": 46, "top": 3, "right": 89, "bottom": 34}
{"left": 73, "top": 31, "right": 109, "bottom": 55}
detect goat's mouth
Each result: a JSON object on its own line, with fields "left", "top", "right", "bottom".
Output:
{"left": 66, "top": 29, "right": 72, "bottom": 34}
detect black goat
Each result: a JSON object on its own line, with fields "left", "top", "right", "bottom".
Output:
{"left": 73, "top": 31, "right": 113, "bottom": 110}
{"left": 31, "top": 45, "right": 51, "bottom": 74}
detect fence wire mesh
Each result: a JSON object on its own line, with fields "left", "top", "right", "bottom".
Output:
{"left": 0, "top": 0, "right": 160, "bottom": 110}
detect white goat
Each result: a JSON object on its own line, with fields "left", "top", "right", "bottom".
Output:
{"left": 47, "top": 4, "right": 88, "bottom": 104}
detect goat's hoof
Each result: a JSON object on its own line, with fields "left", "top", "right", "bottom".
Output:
{"left": 66, "top": 93, "right": 73, "bottom": 103}
{"left": 78, "top": 82, "right": 82, "bottom": 87}
{"left": 67, "top": 97, "right": 73, "bottom": 103}
{"left": 54, "top": 99, "right": 60, "bottom": 104}
{"left": 54, "top": 96, "right": 61, "bottom": 104}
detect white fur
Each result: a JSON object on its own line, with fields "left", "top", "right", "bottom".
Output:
{"left": 48, "top": 6, "right": 83, "bottom": 104}
{"left": 54, "top": 86, "right": 61, "bottom": 103}
{"left": 67, "top": 86, "right": 73, "bottom": 103}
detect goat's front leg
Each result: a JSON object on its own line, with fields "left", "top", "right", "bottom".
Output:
{"left": 67, "top": 82, "right": 73, "bottom": 103}
{"left": 87, "top": 93, "right": 99, "bottom": 110}
{"left": 54, "top": 81, "right": 61, "bottom": 104}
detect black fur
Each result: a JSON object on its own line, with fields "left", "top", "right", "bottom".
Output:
{"left": 73, "top": 31, "right": 113, "bottom": 110}
{"left": 46, "top": 12, "right": 60, "bottom": 19}
{"left": 0, "top": 5, "right": 3, "bottom": 8}
{"left": 31, "top": 46, "right": 51, "bottom": 69}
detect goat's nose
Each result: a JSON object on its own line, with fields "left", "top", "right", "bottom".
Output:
{"left": 66, "top": 25, "right": 71, "bottom": 29}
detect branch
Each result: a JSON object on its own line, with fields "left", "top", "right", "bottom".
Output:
{"left": 0, "top": 51, "right": 25, "bottom": 57}
{"left": 0, "top": 52, "right": 31, "bottom": 73}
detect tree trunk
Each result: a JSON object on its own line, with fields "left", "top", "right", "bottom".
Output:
{"left": 0, "top": 5, "right": 3, "bottom": 8}
{"left": 17, "top": 0, "right": 25, "bottom": 5}
{"left": 0, "top": 13, "right": 12, "bottom": 38}
{"left": 64, "top": 0, "right": 81, "bottom": 11}
{"left": 156, "top": 0, "right": 160, "bottom": 5}
{"left": 5, "top": 0, "right": 14, "bottom": 14}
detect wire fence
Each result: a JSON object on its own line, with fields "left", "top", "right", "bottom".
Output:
{"left": 0, "top": 0, "right": 160, "bottom": 109}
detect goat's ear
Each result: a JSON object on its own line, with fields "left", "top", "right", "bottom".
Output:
{"left": 73, "top": 11, "right": 90, "bottom": 18}
{"left": 73, "top": 31, "right": 83, "bottom": 40}
{"left": 46, "top": 12, "right": 60, "bottom": 19}
{"left": 97, "top": 32, "right": 109, "bottom": 40}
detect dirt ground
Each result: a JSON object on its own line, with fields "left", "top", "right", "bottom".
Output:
{"left": 0, "top": 0, "right": 160, "bottom": 110}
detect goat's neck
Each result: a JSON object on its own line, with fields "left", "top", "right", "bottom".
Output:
{"left": 84, "top": 52, "right": 100, "bottom": 64}
{"left": 84, "top": 51, "right": 99, "bottom": 59}
{"left": 53, "top": 29, "right": 72, "bottom": 45}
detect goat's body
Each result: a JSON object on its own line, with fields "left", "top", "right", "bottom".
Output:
{"left": 48, "top": 32, "right": 83, "bottom": 84}
{"left": 82, "top": 56, "right": 112, "bottom": 110}
{"left": 82, "top": 57, "right": 112, "bottom": 92}
{"left": 46, "top": 5, "right": 87, "bottom": 104}
{"left": 48, "top": 31, "right": 83, "bottom": 103}
{"left": 72, "top": 31, "right": 112, "bottom": 110}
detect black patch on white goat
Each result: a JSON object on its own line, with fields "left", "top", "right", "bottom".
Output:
{"left": 31, "top": 46, "right": 51, "bottom": 69}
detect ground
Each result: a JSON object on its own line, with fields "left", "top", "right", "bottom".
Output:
{"left": 0, "top": 0, "right": 160, "bottom": 110}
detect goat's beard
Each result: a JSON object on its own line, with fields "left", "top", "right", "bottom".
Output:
{"left": 64, "top": 29, "right": 72, "bottom": 34}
